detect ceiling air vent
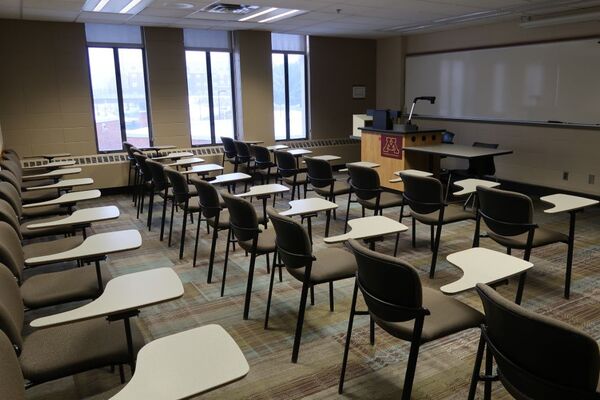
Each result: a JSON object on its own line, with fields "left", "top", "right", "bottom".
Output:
{"left": 202, "top": 3, "right": 259, "bottom": 14}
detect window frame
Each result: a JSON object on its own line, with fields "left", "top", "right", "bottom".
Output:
{"left": 86, "top": 43, "right": 153, "bottom": 153}
{"left": 272, "top": 49, "right": 309, "bottom": 141}
{"left": 184, "top": 46, "right": 237, "bottom": 147}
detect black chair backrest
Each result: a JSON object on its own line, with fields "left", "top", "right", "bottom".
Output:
{"left": 132, "top": 153, "right": 152, "bottom": 182}
{"left": 441, "top": 131, "right": 455, "bottom": 144}
{"left": 190, "top": 177, "right": 222, "bottom": 219}
{"left": 274, "top": 151, "right": 297, "bottom": 177}
{"left": 163, "top": 168, "right": 189, "bottom": 205}
{"left": 304, "top": 158, "right": 334, "bottom": 189}
{"left": 477, "top": 186, "right": 534, "bottom": 237}
{"left": 221, "top": 137, "right": 237, "bottom": 158}
{"left": 0, "top": 182, "right": 22, "bottom": 219}
{"left": 476, "top": 283, "right": 600, "bottom": 399}
{"left": 0, "top": 200, "right": 22, "bottom": 240}
{"left": 233, "top": 140, "right": 252, "bottom": 162}
{"left": 347, "top": 239, "right": 427, "bottom": 322}
{"left": 0, "top": 222, "right": 24, "bottom": 283}
{"left": 0, "top": 263, "right": 24, "bottom": 352}
{"left": 267, "top": 207, "right": 312, "bottom": 268}
{"left": 123, "top": 141, "right": 135, "bottom": 158}
{"left": 221, "top": 192, "right": 259, "bottom": 241}
{"left": 400, "top": 174, "right": 443, "bottom": 215}
{"left": 348, "top": 165, "right": 380, "bottom": 201}
{"left": 0, "top": 329, "right": 25, "bottom": 400}
{"left": 145, "top": 159, "right": 169, "bottom": 192}
{"left": 468, "top": 142, "right": 498, "bottom": 177}
{"left": 253, "top": 145, "right": 272, "bottom": 167}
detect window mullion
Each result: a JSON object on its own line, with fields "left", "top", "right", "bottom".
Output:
{"left": 283, "top": 53, "right": 291, "bottom": 141}
{"left": 113, "top": 48, "right": 128, "bottom": 144}
{"left": 206, "top": 52, "right": 216, "bottom": 144}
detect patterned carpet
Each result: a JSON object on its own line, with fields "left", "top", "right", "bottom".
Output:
{"left": 22, "top": 179, "right": 600, "bottom": 400}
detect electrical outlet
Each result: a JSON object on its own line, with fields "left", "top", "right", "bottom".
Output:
{"left": 589, "top": 174, "right": 595, "bottom": 185}
{"left": 562, "top": 171, "right": 569, "bottom": 181}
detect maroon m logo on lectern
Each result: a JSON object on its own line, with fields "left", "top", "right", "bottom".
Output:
{"left": 381, "top": 134, "right": 403, "bottom": 159}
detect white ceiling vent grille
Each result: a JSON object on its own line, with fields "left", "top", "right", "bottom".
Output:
{"left": 201, "top": 3, "right": 258, "bottom": 15}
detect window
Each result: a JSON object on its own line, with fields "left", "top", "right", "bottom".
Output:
{"left": 272, "top": 33, "right": 308, "bottom": 140}
{"left": 86, "top": 24, "right": 151, "bottom": 152}
{"left": 184, "top": 29, "right": 235, "bottom": 146}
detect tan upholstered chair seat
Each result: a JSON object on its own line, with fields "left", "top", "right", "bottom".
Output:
{"left": 239, "top": 227, "right": 277, "bottom": 253}
{"left": 20, "top": 265, "right": 107, "bottom": 309}
{"left": 208, "top": 209, "right": 230, "bottom": 229}
{"left": 19, "top": 317, "right": 144, "bottom": 383}
{"left": 372, "top": 287, "right": 483, "bottom": 342}
{"left": 22, "top": 205, "right": 70, "bottom": 219}
{"left": 286, "top": 248, "right": 356, "bottom": 284}
{"left": 358, "top": 191, "right": 404, "bottom": 209}
{"left": 412, "top": 204, "right": 474, "bottom": 225}
{"left": 21, "top": 189, "right": 59, "bottom": 204}
{"left": 23, "top": 236, "right": 83, "bottom": 260}
{"left": 284, "top": 173, "right": 307, "bottom": 185}
{"left": 314, "top": 180, "right": 350, "bottom": 196}
{"left": 487, "top": 228, "right": 568, "bottom": 250}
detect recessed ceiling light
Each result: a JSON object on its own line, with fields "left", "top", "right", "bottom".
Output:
{"left": 239, "top": 7, "right": 278, "bottom": 22}
{"left": 93, "top": 0, "right": 110, "bottom": 12}
{"left": 162, "top": 1, "right": 194, "bottom": 9}
{"left": 120, "top": 0, "right": 144, "bottom": 13}
{"left": 259, "top": 9, "right": 300, "bottom": 23}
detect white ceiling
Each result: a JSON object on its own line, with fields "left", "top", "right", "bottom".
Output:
{"left": 1, "top": 0, "right": 600, "bottom": 38}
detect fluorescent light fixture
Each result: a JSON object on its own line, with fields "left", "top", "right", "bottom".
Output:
{"left": 520, "top": 11, "right": 600, "bottom": 28}
{"left": 93, "top": 0, "right": 110, "bottom": 12}
{"left": 239, "top": 7, "right": 278, "bottom": 22}
{"left": 120, "top": 0, "right": 144, "bottom": 14}
{"left": 259, "top": 9, "right": 300, "bottom": 23}
{"left": 433, "top": 10, "right": 494, "bottom": 23}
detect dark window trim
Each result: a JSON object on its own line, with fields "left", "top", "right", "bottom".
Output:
{"left": 184, "top": 48, "right": 237, "bottom": 147}
{"left": 87, "top": 44, "right": 153, "bottom": 153}
{"left": 272, "top": 50, "right": 308, "bottom": 141}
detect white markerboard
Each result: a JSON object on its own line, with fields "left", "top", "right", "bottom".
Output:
{"left": 405, "top": 38, "right": 600, "bottom": 126}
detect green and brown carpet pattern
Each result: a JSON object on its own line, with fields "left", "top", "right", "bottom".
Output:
{"left": 23, "top": 183, "right": 600, "bottom": 399}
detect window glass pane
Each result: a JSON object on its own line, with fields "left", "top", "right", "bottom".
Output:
{"left": 88, "top": 47, "right": 122, "bottom": 152}
{"left": 118, "top": 48, "right": 150, "bottom": 148}
{"left": 210, "top": 52, "right": 234, "bottom": 144}
{"left": 185, "top": 50, "right": 211, "bottom": 146}
{"left": 272, "top": 53, "right": 287, "bottom": 141}
{"left": 287, "top": 54, "right": 306, "bottom": 139}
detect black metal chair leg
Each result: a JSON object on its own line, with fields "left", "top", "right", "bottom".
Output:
{"left": 291, "top": 266, "right": 312, "bottom": 363}
{"left": 429, "top": 223, "right": 443, "bottom": 278}
{"left": 411, "top": 217, "right": 416, "bottom": 248}
{"left": 242, "top": 239, "right": 259, "bottom": 320}
{"left": 179, "top": 206, "right": 188, "bottom": 259}
{"left": 468, "top": 329, "right": 486, "bottom": 400}
{"left": 329, "top": 281, "right": 334, "bottom": 311}
{"left": 160, "top": 195, "right": 168, "bottom": 241}
{"left": 192, "top": 213, "right": 202, "bottom": 268}
{"left": 344, "top": 192, "right": 352, "bottom": 233}
{"left": 310, "top": 284, "right": 315, "bottom": 305}
{"left": 206, "top": 220, "right": 219, "bottom": 282}
{"left": 168, "top": 198, "right": 176, "bottom": 246}
{"left": 394, "top": 232, "right": 400, "bottom": 257}
{"left": 401, "top": 319, "right": 424, "bottom": 400}
{"left": 264, "top": 252, "right": 278, "bottom": 329}
{"left": 147, "top": 191, "right": 154, "bottom": 230}
{"left": 338, "top": 279, "right": 359, "bottom": 394}
{"left": 221, "top": 229, "right": 232, "bottom": 297}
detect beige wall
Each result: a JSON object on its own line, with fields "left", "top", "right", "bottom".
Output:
{"left": 400, "top": 20, "right": 600, "bottom": 195}
{"left": 233, "top": 30, "right": 275, "bottom": 145}
{"left": 309, "top": 36, "right": 376, "bottom": 140}
{"left": 0, "top": 19, "right": 96, "bottom": 157}
{"left": 376, "top": 36, "right": 405, "bottom": 110}
{"left": 144, "top": 27, "right": 191, "bottom": 148}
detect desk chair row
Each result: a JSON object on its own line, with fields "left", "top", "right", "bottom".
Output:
{"left": 0, "top": 149, "right": 250, "bottom": 399}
